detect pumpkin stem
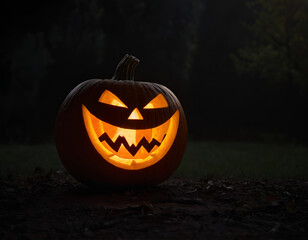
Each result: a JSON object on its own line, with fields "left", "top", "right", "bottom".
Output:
{"left": 112, "top": 54, "right": 140, "bottom": 80}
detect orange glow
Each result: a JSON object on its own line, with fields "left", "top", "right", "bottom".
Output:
{"left": 82, "top": 105, "right": 179, "bottom": 170}
{"left": 144, "top": 94, "right": 168, "bottom": 109}
{"left": 128, "top": 108, "right": 143, "bottom": 120}
{"left": 99, "top": 90, "right": 128, "bottom": 108}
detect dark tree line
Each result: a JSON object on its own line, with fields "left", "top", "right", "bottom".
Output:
{"left": 0, "top": 0, "right": 307, "bottom": 143}
{"left": 231, "top": 0, "right": 308, "bottom": 142}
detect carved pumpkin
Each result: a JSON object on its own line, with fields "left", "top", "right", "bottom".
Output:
{"left": 55, "top": 55, "right": 187, "bottom": 187}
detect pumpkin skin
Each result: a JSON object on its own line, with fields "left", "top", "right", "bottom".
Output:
{"left": 55, "top": 55, "right": 187, "bottom": 187}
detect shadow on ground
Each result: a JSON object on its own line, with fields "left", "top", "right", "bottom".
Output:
{"left": 0, "top": 170, "right": 307, "bottom": 239}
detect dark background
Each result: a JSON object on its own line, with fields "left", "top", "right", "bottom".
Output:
{"left": 1, "top": 0, "right": 307, "bottom": 144}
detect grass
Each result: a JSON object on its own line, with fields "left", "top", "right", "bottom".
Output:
{"left": 0, "top": 141, "right": 307, "bottom": 179}
{"left": 178, "top": 141, "right": 308, "bottom": 179}
{"left": 0, "top": 144, "right": 63, "bottom": 177}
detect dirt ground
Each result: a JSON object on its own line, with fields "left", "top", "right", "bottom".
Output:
{"left": 0, "top": 170, "right": 307, "bottom": 240}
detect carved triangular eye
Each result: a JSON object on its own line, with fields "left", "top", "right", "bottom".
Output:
{"left": 99, "top": 90, "right": 128, "bottom": 108}
{"left": 144, "top": 94, "right": 168, "bottom": 109}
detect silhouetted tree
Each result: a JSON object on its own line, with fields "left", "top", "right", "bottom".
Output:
{"left": 231, "top": 0, "right": 308, "bottom": 140}
{"left": 3, "top": 33, "right": 52, "bottom": 142}
{"left": 232, "top": 0, "right": 308, "bottom": 94}
{"left": 1, "top": 0, "right": 105, "bottom": 142}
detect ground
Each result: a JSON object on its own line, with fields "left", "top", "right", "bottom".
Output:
{"left": 0, "top": 170, "right": 307, "bottom": 239}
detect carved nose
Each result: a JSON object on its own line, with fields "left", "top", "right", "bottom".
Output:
{"left": 128, "top": 108, "right": 143, "bottom": 120}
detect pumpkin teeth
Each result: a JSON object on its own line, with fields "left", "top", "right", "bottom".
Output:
{"left": 99, "top": 132, "right": 165, "bottom": 156}
{"left": 95, "top": 116, "right": 170, "bottom": 159}
{"left": 82, "top": 105, "right": 180, "bottom": 170}
{"left": 96, "top": 120, "right": 157, "bottom": 146}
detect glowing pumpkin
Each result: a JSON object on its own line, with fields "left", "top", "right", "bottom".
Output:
{"left": 55, "top": 55, "right": 187, "bottom": 187}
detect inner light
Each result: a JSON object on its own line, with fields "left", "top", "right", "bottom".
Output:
{"left": 99, "top": 90, "right": 128, "bottom": 108}
{"left": 143, "top": 93, "right": 168, "bottom": 109}
{"left": 128, "top": 108, "right": 143, "bottom": 120}
{"left": 82, "top": 105, "right": 179, "bottom": 170}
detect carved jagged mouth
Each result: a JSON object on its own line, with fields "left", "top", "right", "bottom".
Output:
{"left": 99, "top": 133, "right": 166, "bottom": 156}
{"left": 82, "top": 105, "right": 180, "bottom": 170}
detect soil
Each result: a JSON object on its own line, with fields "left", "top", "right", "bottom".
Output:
{"left": 0, "top": 169, "right": 307, "bottom": 240}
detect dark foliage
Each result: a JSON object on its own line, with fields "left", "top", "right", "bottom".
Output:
{"left": 0, "top": 0, "right": 307, "bottom": 143}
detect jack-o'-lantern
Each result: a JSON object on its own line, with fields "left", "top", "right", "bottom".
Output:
{"left": 55, "top": 55, "right": 187, "bottom": 187}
